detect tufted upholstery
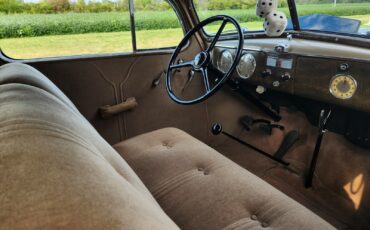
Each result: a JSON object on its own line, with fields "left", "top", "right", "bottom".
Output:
{"left": 0, "top": 63, "right": 179, "bottom": 230}
{"left": 0, "top": 63, "right": 334, "bottom": 229}
{"left": 114, "top": 128, "right": 335, "bottom": 230}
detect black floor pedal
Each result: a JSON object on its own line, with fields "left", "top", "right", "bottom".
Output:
{"left": 240, "top": 115, "right": 285, "bottom": 135}
{"left": 258, "top": 123, "right": 285, "bottom": 135}
{"left": 274, "top": 130, "right": 300, "bottom": 160}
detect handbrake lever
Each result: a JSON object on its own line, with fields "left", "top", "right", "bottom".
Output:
{"left": 305, "top": 109, "right": 332, "bottom": 188}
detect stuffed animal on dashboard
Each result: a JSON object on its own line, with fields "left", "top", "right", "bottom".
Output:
{"left": 256, "top": 0, "right": 287, "bottom": 37}
{"left": 256, "top": 0, "right": 277, "bottom": 17}
{"left": 263, "top": 10, "right": 288, "bottom": 37}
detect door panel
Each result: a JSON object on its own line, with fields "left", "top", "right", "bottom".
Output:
{"left": 0, "top": 47, "right": 208, "bottom": 144}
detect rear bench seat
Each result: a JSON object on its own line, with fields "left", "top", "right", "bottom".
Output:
{"left": 0, "top": 63, "right": 334, "bottom": 229}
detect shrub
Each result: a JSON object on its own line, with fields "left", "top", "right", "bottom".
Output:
{"left": 1, "top": 3, "right": 370, "bottom": 38}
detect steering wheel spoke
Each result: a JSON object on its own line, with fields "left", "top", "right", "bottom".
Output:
{"left": 206, "top": 19, "right": 228, "bottom": 53}
{"left": 201, "top": 67, "right": 211, "bottom": 92}
{"left": 166, "top": 15, "right": 243, "bottom": 105}
{"left": 169, "top": 61, "right": 193, "bottom": 70}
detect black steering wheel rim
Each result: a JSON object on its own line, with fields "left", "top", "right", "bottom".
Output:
{"left": 166, "top": 15, "right": 244, "bottom": 105}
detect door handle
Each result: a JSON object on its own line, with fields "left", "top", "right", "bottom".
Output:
{"left": 99, "top": 97, "right": 138, "bottom": 119}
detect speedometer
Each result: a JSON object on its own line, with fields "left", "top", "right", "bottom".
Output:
{"left": 217, "top": 50, "right": 233, "bottom": 73}
{"left": 237, "top": 53, "right": 256, "bottom": 79}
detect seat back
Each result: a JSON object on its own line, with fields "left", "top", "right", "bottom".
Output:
{"left": 0, "top": 63, "right": 179, "bottom": 230}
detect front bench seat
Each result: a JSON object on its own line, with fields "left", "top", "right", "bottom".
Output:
{"left": 114, "top": 128, "right": 334, "bottom": 230}
{"left": 0, "top": 63, "right": 334, "bottom": 229}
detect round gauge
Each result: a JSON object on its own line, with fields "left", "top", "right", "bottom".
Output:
{"left": 237, "top": 53, "right": 256, "bottom": 79}
{"left": 329, "top": 74, "right": 357, "bottom": 99}
{"left": 217, "top": 50, "right": 233, "bottom": 73}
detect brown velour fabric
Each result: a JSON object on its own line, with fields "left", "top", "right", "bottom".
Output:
{"left": 114, "top": 128, "right": 334, "bottom": 230}
{"left": 1, "top": 63, "right": 333, "bottom": 229}
{"left": 0, "top": 63, "right": 179, "bottom": 230}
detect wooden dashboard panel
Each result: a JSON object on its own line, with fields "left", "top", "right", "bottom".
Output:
{"left": 213, "top": 45, "right": 370, "bottom": 113}
{"left": 294, "top": 56, "right": 370, "bottom": 112}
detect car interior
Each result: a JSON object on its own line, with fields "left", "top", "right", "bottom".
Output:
{"left": 1, "top": 0, "right": 370, "bottom": 229}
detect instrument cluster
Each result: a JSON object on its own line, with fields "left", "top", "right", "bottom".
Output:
{"left": 213, "top": 46, "right": 294, "bottom": 94}
{"left": 213, "top": 46, "right": 366, "bottom": 112}
{"left": 216, "top": 49, "right": 257, "bottom": 80}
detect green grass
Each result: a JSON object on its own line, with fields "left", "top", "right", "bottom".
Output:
{"left": 0, "top": 22, "right": 261, "bottom": 59}
{"left": 0, "top": 28, "right": 179, "bottom": 58}
{"left": 1, "top": 7, "right": 370, "bottom": 59}
{"left": 2, "top": 3, "right": 370, "bottom": 38}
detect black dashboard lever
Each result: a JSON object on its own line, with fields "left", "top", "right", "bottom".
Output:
{"left": 211, "top": 123, "right": 289, "bottom": 166}
{"left": 305, "top": 109, "right": 332, "bottom": 188}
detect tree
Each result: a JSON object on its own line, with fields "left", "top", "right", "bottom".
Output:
{"left": 0, "top": 0, "right": 24, "bottom": 14}
{"left": 47, "top": 0, "right": 70, "bottom": 12}
{"left": 74, "top": 0, "right": 86, "bottom": 12}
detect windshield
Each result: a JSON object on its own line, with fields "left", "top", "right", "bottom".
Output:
{"left": 294, "top": 0, "right": 370, "bottom": 37}
{"left": 194, "top": 0, "right": 370, "bottom": 38}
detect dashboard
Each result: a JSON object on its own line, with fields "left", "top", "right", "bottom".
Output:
{"left": 212, "top": 37, "right": 370, "bottom": 113}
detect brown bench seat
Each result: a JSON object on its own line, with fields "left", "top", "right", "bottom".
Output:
{"left": 0, "top": 63, "right": 334, "bottom": 229}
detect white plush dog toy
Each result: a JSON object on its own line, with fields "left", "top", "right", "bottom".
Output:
{"left": 256, "top": 0, "right": 287, "bottom": 37}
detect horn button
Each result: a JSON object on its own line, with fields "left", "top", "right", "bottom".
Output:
{"left": 193, "top": 52, "right": 209, "bottom": 71}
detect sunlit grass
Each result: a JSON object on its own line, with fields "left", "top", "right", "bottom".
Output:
{"left": 0, "top": 15, "right": 369, "bottom": 59}
{"left": 0, "top": 22, "right": 262, "bottom": 59}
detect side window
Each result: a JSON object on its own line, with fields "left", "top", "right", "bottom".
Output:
{"left": 0, "top": 0, "right": 183, "bottom": 59}
{"left": 134, "top": 0, "right": 183, "bottom": 50}
{"left": 0, "top": 0, "right": 132, "bottom": 59}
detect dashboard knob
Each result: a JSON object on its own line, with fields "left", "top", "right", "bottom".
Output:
{"left": 262, "top": 69, "right": 272, "bottom": 78}
{"left": 211, "top": 123, "right": 223, "bottom": 135}
{"left": 272, "top": 81, "right": 280, "bottom": 87}
{"left": 256, "top": 85, "right": 266, "bottom": 94}
{"left": 339, "top": 63, "right": 349, "bottom": 71}
{"left": 281, "top": 73, "right": 291, "bottom": 81}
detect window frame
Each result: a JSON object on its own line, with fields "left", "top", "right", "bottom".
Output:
{"left": 131, "top": 0, "right": 186, "bottom": 52}
{"left": 0, "top": 0, "right": 186, "bottom": 61}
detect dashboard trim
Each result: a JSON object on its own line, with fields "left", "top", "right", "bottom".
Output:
{"left": 216, "top": 44, "right": 370, "bottom": 63}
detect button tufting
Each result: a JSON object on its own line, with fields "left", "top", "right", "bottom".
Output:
{"left": 262, "top": 222, "right": 269, "bottom": 228}
{"left": 162, "top": 142, "right": 171, "bottom": 148}
{"left": 203, "top": 170, "right": 209, "bottom": 175}
{"left": 198, "top": 167, "right": 204, "bottom": 171}
{"left": 251, "top": 215, "right": 257, "bottom": 220}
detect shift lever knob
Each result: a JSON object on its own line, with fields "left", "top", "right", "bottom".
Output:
{"left": 211, "top": 123, "right": 223, "bottom": 135}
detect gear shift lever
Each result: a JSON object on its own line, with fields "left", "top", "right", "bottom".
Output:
{"left": 211, "top": 123, "right": 290, "bottom": 166}
{"left": 211, "top": 123, "right": 223, "bottom": 135}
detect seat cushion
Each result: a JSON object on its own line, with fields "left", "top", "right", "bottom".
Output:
{"left": 114, "top": 128, "right": 334, "bottom": 230}
{"left": 0, "top": 63, "right": 179, "bottom": 230}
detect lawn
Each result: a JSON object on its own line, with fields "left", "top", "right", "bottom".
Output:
{"left": 0, "top": 22, "right": 260, "bottom": 59}
{"left": 1, "top": 11, "right": 369, "bottom": 59}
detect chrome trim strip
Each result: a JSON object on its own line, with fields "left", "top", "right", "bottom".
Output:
{"left": 215, "top": 45, "right": 262, "bottom": 52}
{"left": 215, "top": 45, "right": 370, "bottom": 63}
{"left": 0, "top": 49, "right": 174, "bottom": 64}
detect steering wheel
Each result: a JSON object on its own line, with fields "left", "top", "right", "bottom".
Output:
{"left": 166, "top": 15, "right": 244, "bottom": 105}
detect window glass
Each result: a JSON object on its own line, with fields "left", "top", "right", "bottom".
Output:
{"left": 294, "top": 0, "right": 370, "bottom": 37}
{"left": 193, "top": 0, "right": 289, "bottom": 34}
{"left": 0, "top": 0, "right": 133, "bottom": 59}
{"left": 135, "top": 0, "right": 183, "bottom": 49}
